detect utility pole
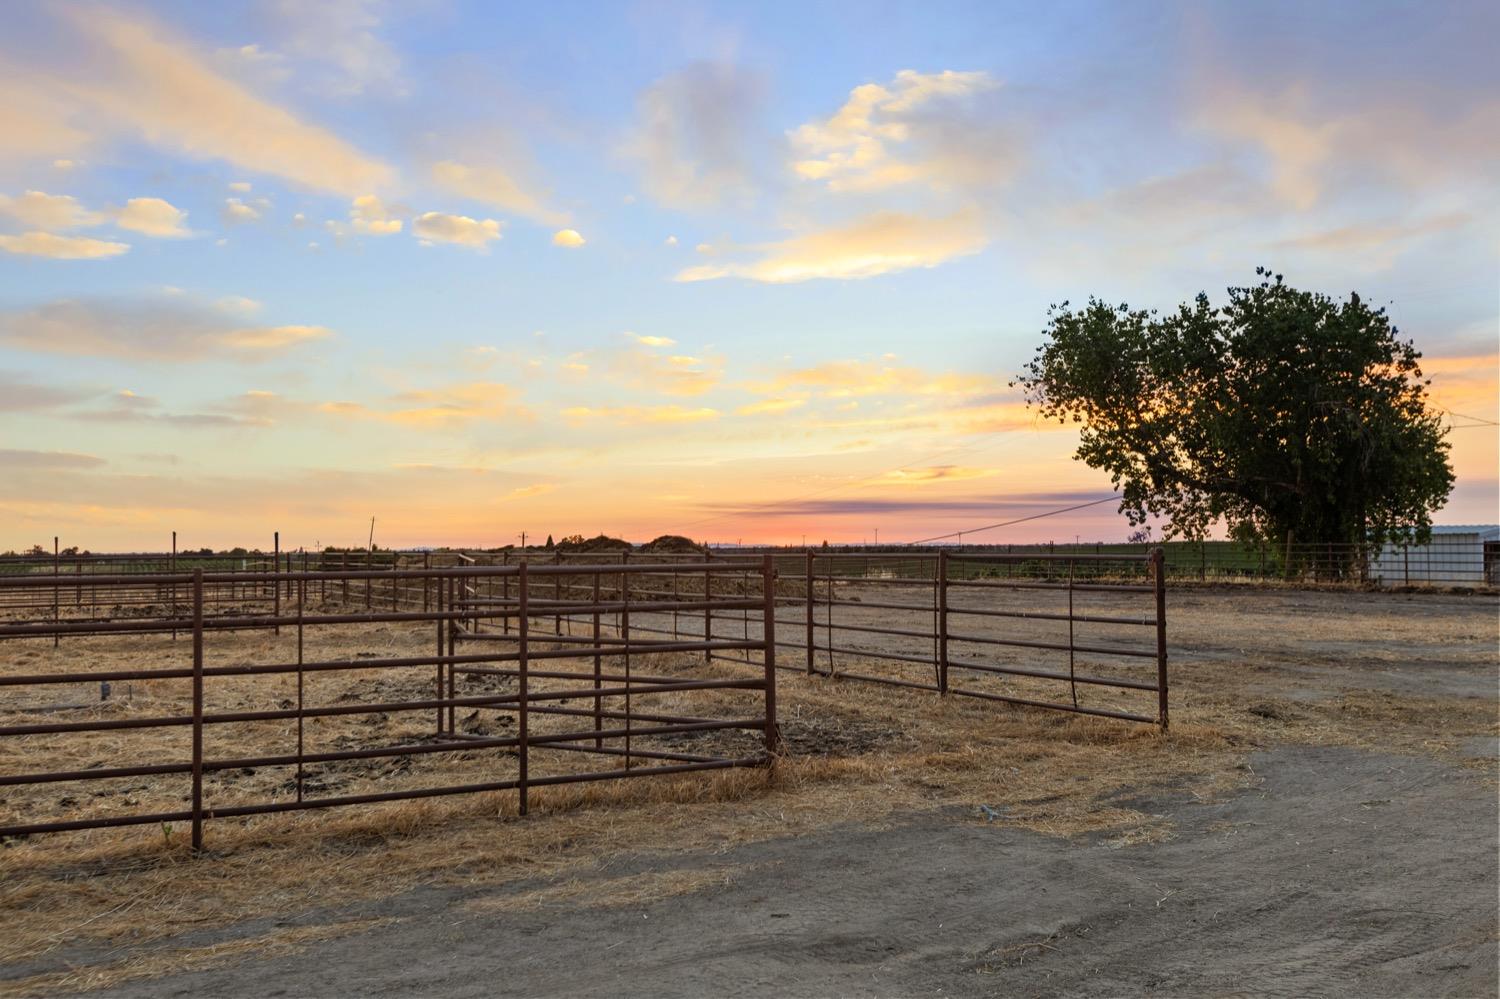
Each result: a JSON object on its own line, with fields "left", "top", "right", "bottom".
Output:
{"left": 874, "top": 527, "right": 879, "bottom": 546}
{"left": 518, "top": 531, "right": 527, "bottom": 548}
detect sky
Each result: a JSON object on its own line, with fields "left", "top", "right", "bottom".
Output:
{"left": 0, "top": 0, "right": 1495, "bottom": 552}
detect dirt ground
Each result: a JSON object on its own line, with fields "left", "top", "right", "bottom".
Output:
{"left": 1, "top": 586, "right": 1496, "bottom": 997}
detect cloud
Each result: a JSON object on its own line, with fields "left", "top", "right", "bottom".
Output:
{"left": 430, "top": 160, "right": 569, "bottom": 227}
{"left": 0, "top": 296, "right": 334, "bottom": 361}
{"left": 220, "top": 325, "right": 332, "bottom": 350}
{"left": 561, "top": 405, "right": 719, "bottom": 425}
{"left": 47, "top": 6, "right": 393, "bottom": 196}
{"left": 504, "top": 483, "right": 555, "bottom": 501}
{"left": 552, "top": 228, "right": 585, "bottom": 248}
{"left": 626, "top": 332, "right": 676, "bottom": 347}
{"left": 412, "top": 211, "right": 502, "bottom": 249}
{"left": 71, "top": 390, "right": 273, "bottom": 428}
{"left": 790, "top": 70, "right": 1011, "bottom": 193}
{"left": 1196, "top": 82, "right": 1500, "bottom": 209}
{"left": 349, "top": 194, "right": 402, "bottom": 234}
{"left": 222, "top": 197, "right": 262, "bottom": 223}
{"left": 0, "top": 71, "right": 91, "bottom": 163}
{"left": 0, "top": 231, "right": 129, "bottom": 259}
{"left": 608, "top": 345, "right": 724, "bottom": 396}
{"left": 874, "top": 465, "right": 997, "bottom": 486}
{"left": 0, "top": 372, "right": 102, "bottom": 411}
{"left": 321, "top": 381, "right": 524, "bottom": 426}
{"left": 261, "top": 0, "right": 404, "bottom": 97}
{"left": 676, "top": 210, "right": 986, "bottom": 283}
{"left": 0, "top": 448, "right": 105, "bottom": 470}
{"left": 623, "top": 62, "right": 769, "bottom": 209}
{"left": 0, "top": 190, "right": 102, "bottom": 229}
{"left": 753, "top": 358, "right": 995, "bottom": 399}
{"left": 1271, "top": 212, "right": 1470, "bottom": 264}
{"left": 736, "top": 397, "right": 806, "bottom": 416}
{"left": 114, "top": 196, "right": 190, "bottom": 237}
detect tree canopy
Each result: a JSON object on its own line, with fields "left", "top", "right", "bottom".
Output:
{"left": 1015, "top": 269, "right": 1454, "bottom": 546}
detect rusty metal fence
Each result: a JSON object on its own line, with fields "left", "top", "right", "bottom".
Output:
{"left": 0, "top": 560, "right": 777, "bottom": 847}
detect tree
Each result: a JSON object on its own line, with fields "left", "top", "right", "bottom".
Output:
{"left": 1015, "top": 269, "right": 1454, "bottom": 551}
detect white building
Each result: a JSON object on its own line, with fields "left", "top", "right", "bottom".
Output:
{"left": 1369, "top": 525, "right": 1500, "bottom": 587}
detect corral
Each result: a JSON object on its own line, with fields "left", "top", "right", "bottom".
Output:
{"left": 1, "top": 551, "right": 1495, "bottom": 997}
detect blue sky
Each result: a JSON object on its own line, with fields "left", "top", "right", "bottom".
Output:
{"left": 0, "top": 1, "right": 1495, "bottom": 550}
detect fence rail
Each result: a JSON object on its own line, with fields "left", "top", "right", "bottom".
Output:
{"left": 0, "top": 560, "right": 777, "bottom": 847}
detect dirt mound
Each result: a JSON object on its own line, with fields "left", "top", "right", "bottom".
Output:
{"left": 554, "top": 534, "right": 633, "bottom": 553}
{"left": 640, "top": 535, "right": 705, "bottom": 554}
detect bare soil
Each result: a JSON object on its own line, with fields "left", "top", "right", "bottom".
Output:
{"left": 1, "top": 586, "right": 1496, "bottom": 998}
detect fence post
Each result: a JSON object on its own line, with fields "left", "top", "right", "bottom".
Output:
{"left": 592, "top": 571, "right": 602, "bottom": 750}
{"left": 171, "top": 531, "right": 178, "bottom": 641}
{"left": 1404, "top": 544, "right": 1410, "bottom": 587}
{"left": 703, "top": 563, "right": 712, "bottom": 665}
{"left": 762, "top": 554, "right": 779, "bottom": 755}
{"left": 273, "top": 532, "right": 281, "bottom": 636}
{"left": 191, "top": 568, "right": 204, "bottom": 851}
{"left": 622, "top": 562, "right": 632, "bottom": 770}
{"left": 1151, "top": 549, "right": 1168, "bottom": 731}
{"left": 937, "top": 550, "right": 949, "bottom": 694}
{"left": 517, "top": 560, "right": 529, "bottom": 816}
{"left": 805, "top": 551, "right": 815, "bottom": 675}
{"left": 435, "top": 568, "right": 445, "bottom": 735}
{"left": 52, "top": 537, "right": 59, "bottom": 649}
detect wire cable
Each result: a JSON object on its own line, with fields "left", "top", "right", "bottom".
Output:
{"left": 902, "top": 495, "right": 1120, "bottom": 546}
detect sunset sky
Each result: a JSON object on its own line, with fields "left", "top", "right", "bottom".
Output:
{"left": 1, "top": 1, "right": 1495, "bottom": 552}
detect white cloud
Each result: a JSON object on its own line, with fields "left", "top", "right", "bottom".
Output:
{"left": 412, "top": 212, "right": 502, "bottom": 249}
{"left": 791, "top": 70, "right": 1009, "bottom": 193}
{"left": 665, "top": 235, "right": 678, "bottom": 246}
{"left": 349, "top": 194, "right": 402, "bottom": 234}
{"left": 0, "top": 190, "right": 101, "bottom": 229}
{"left": 115, "top": 197, "right": 191, "bottom": 237}
{"left": 675, "top": 210, "right": 987, "bottom": 283}
{"left": 263, "top": 0, "right": 405, "bottom": 97}
{"left": 0, "top": 231, "right": 129, "bottom": 259}
{"left": 552, "top": 228, "right": 585, "bottom": 247}
{"left": 45, "top": 6, "right": 394, "bottom": 196}
{"left": 216, "top": 295, "right": 262, "bottom": 314}
{"left": 228, "top": 181, "right": 252, "bottom": 192}
{"left": 223, "top": 197, "right": 261, "bottom": 223}
{"left": 623, "top": 63, "right": 769, "bottom": 209}
{"left": 625, "top": 332, "right": 676, "bottom": 347}
{"left": 0, "top": 295, "right": 334, "bottom": 360}
{"left": 430, "top": 160, "right": 568, "bottom": 227}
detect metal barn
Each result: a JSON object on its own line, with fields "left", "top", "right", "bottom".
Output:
{"left": 1369, "top": 525, "right": 1500, "bottom": 587}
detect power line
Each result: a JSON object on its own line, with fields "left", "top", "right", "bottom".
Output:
{"left": 902, "top": 495, "right": 1120, "bottom": 546}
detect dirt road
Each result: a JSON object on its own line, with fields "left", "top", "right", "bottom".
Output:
{"left": 89, "top": 742, "right": 1496, "bottom": 998}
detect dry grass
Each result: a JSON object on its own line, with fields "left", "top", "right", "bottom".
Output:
{"left": 3, "top": 918, "right": 396, "bottom": 998}
{"left": 1, "top": 586, "right": 1495, "bottom": 995}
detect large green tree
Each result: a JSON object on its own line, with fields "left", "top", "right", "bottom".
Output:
{"left": 1015, "top": 269, "right": 1454, "bottom": 548}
